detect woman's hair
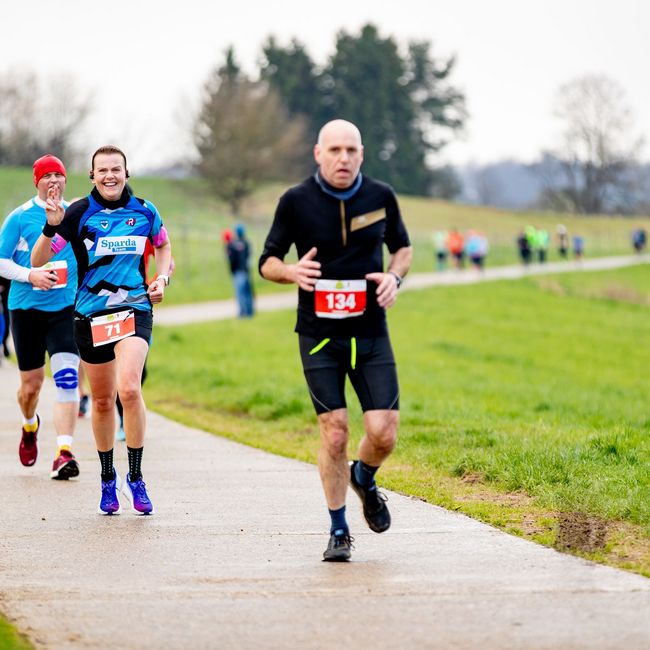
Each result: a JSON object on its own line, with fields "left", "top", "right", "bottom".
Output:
{"left": 91, "top": 145, "right": 128, "bottom": 170}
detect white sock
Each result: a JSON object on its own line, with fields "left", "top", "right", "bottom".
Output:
{"left": 57, "top": 435, "right": 73, "bottom": 449}
{"left": 23, "top": 415, "right": 38, "bottom": 426}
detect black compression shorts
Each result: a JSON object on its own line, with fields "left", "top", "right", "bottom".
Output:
{"left": 10, "top": 306, "right": 78, "bottom": 372}
{"left": 298, "top": 335, "right": 399, "bottom": 415}
{"left": 74, "top": 309, "right": 153, "bottom": 364}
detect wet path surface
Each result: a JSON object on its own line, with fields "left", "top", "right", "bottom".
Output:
{"left": 1, "top": 359, "right": 650, "bottom": 649}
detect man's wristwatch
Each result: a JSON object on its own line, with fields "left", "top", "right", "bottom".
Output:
{"left": 388, "top": 271, "right": 402, "bottom": 289}
{"left": 157, "top": 274, "right": 170, "bottom": 286}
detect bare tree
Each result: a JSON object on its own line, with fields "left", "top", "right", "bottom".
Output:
{"left": 543, "top": 74, "right": 643, "bottom": 214}
{"left": 194, "top": 48, "right": 308, "bottom": 216}
{"left": 0, "top": 69, "right": 92, "bottom": 166}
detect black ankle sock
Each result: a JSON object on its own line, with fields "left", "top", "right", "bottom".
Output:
{"left": 98, "top": 449, "right": 115, "bottom": 482}
{"left": 355, "top": 460, "right": 379, "bottom": 488}
{"left": 127, "top": 446, "right": 143, "bottom": 481}
{"left": 329, "top": 505, "right": 349, "bottom": 535}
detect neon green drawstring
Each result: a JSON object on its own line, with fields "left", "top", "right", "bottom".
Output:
{"left": 309, "top": 337, "right": 357, "bottom": 369}
{"left": 309, "top": 338, "right": 331, "bottom": 355}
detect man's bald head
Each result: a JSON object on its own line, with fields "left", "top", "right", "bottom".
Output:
{"left": 314, "top": 120, "right": 364, "bottom": 189}
{"left": 317, "top": 120, "right": 363, "bottom": 147}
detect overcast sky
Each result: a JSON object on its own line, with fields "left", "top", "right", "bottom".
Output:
{"left": 3, "top": 0, "right": 648, "bottom": 171}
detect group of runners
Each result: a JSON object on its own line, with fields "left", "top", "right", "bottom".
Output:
{"left": 1, "top": 119, "right": 413, "bottom": 562}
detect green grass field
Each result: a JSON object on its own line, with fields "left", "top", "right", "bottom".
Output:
{"left": 144, "top": 264, "right": 650, "bottom": 575}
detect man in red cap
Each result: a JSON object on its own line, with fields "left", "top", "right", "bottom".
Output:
{"left": 0, "top": 154, "right": 81, "bottom": 480}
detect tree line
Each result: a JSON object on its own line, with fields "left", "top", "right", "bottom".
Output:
{"left": 1, "top": 25, "right": 646, "bottom": 215}
{"left": 195, "top": 24, "right": 467, "bottom": 213}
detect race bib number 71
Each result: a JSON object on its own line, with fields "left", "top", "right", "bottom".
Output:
{"left": 90, "top": 310, "right": 135, "bottom": 347}
{"left": 314, "top": 279, "right": 367, "bottom": 319}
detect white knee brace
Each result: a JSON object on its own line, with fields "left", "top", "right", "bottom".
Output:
{"left": 51, "top": 352, "right": 80, "bottom": 403}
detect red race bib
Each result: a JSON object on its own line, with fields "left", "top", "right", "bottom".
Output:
{"left": 34, "top": 260, "right": 68, "bottom": 290}
{"left": 314, "top": 279, "right": 367, "bottom": 319}
{"left": 90, "top": 310, "right": 135, "bottom": 347}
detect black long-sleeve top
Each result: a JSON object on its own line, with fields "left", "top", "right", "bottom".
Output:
{"left": 259, "top": 175, "right": 410, "bottom": 338}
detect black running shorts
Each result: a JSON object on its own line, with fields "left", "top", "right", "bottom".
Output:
{"left": 74, "top": 309, "right": 153, "bottom": 364}
{"left": 298, "top": 335, "right": 399, "bottom": 415}
{"left": 10, "top": 306, "right": 78, "bottom": 371}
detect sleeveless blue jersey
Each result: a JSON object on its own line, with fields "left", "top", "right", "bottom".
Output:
{"left": 53, "top": 190, "right": 166, "bottom": 317}
{"left": 0, "top": 197, "right": 76, "bottom": 311}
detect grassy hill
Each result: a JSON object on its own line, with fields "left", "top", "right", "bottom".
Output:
{"left": 1, "top": 166, "right": 648, "bottom": 305}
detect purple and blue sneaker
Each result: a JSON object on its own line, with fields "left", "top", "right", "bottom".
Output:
{"left": 98, "top": 472, "right": 122, "bottom": 515}
{"left": 123, "top": 473, "right": 155, "bottom": 515}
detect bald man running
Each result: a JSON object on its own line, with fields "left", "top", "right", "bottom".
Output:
{"left": 260, "top": 119, "right": 412, "bottom": 561}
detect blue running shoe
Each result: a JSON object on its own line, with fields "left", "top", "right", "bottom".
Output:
{"left": 123, "top": 473, "right": 155, "bottom": 515}
{"left": 116, "top": 426, "right": 125, "bottom": 442}
{"left": 98, "top": 472, "right": 122, "bottom": 515}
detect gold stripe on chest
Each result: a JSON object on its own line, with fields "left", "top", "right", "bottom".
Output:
{"left": 350, "top": 209, "right": 386, "bottom": 232}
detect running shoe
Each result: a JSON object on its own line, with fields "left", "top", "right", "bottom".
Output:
{"left": 50, "top": 449, "right": 80, "bottom": 480}
{"left": 122, "top": 473, "right": 155, "bottom": 515}
{"left": 349, "top": 460, "right": 391, "bottom": 533}
{"left": 78, "top": 395, "right": 90, "bottom": 418}
{"left": 98, "top": 472, "right": 122, "bottom": 515}
{"left": 19, "top": 415, "right": 40, "bottom": 467}
{"left": 116, "top": 425, "right": 126, "bottom": 442}
{"left": 322, "top": 531, "right": 354, "bottom": 562}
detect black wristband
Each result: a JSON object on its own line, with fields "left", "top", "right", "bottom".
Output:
{"left": 388, "top": 271, "right": 402, "bottom": 289}
{"left": 42, "top": 223, "right": 58, "bottom": 238}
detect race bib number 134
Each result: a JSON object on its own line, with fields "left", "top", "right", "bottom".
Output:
{"left": 314, "top": 279, "right": 367, "bottom": 319}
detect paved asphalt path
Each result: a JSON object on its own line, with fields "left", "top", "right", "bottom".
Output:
{"left": 1, "top": 255, "right": 650, "bottom": 648}
{"left": 154, "top": 254, "right": 650, "bottom": 326}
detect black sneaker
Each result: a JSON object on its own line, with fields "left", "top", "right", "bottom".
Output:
{"left": 322, "top": 531, "right": 354, "bottom": 562}
{"left": 349, "top": 460, "right": 391, "bottom": 533}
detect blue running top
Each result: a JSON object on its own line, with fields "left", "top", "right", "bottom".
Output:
{"left": 0, "top": 196, "right": 76, "bottom": 311}
{"left": 51, "top": 188, "right": 168, "bottom": 317}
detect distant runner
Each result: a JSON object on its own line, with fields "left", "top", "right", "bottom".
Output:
{"left": 32, "top": 145, "right": 172, "bottom": 516}
{"left": 259, "top": 119, "right": 412, "bottom": 561}
{"left": 0, "top": 155, "right": 81, "bottom": 479}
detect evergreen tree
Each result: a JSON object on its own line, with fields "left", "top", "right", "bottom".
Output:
{"left": 261, "top": 38, "right": 322, "bottom": 137}
{"left": 257, "top": 25, "right": 466, "bottom": 196}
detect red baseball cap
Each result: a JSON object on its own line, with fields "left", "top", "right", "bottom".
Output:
{"left": 33, "top": 154, "right": 66, "bottom": 187}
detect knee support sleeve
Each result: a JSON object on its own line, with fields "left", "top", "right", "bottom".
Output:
{"left": 51, "top": 352, "right": 80, "bottom": 403}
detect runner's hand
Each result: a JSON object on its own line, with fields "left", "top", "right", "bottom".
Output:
{"left": 28, "top": 269, "right": 58, "bottom": 290}
{"left": 288, "top": 247, "right": 321, "bottom": 291}
{"left": 147, "top": 278, "right": 165, "bottom": 304}
{"left": 365, "top": 271, "right": 398, "bottom": 309}
{"left": 45, "top": 186, "right": 65, "bottom": 226}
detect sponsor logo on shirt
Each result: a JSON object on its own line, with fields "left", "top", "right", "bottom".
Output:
{"left": 126, "top": 218, "right": 136, "bottom": 226}
{"left": 95, "top": 235, "right": 146, "bottom": 256}
{"left": 100, "top": 220, "right": 109, "bottom": 229}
